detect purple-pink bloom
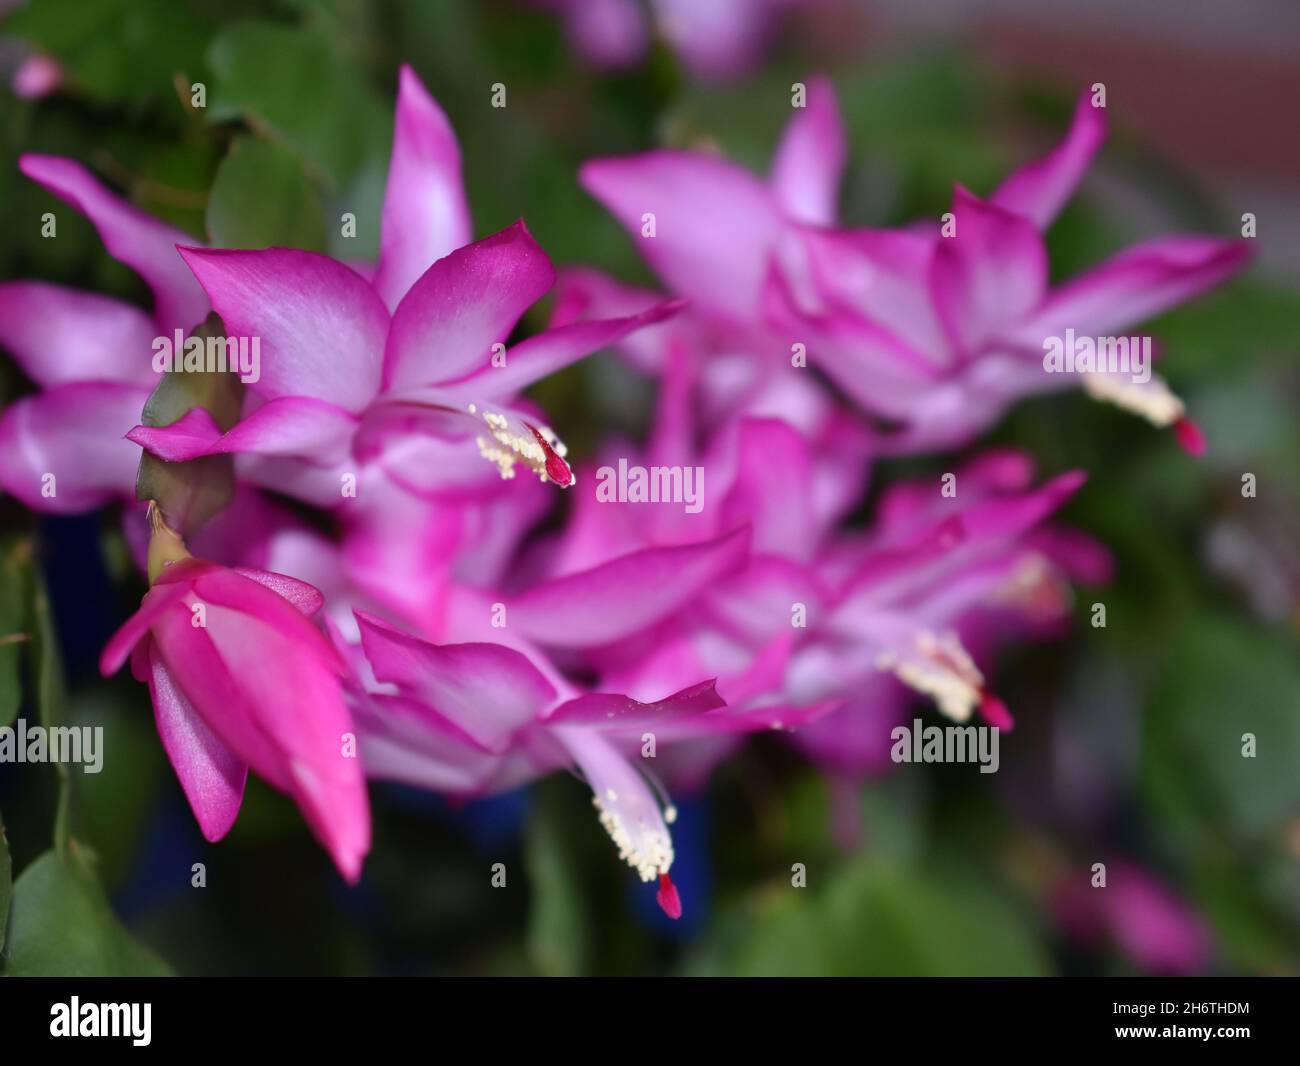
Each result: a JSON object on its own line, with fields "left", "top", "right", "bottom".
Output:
{"left": 1052, "top": 860, "right": 1213, "bottom": 975}
{"left": 11, "top": 53, "right": 62, "bottom": 99}
{"left": 537, "top": 0, "right": 804, "bottom": 80}
{"left": 99, "top": 508, "right": 370, "bottom": 882}
{"left": 580, "top": 81, "right": 1249, "bottom": 455}
{"left": 347, "top": 608, "right": 754, "bottom": 917}
{"left": 126, "top": 66, "right": 681, "bottom": 502}
{"left": 0, "top": 155, "right": 212, "bottom": 511}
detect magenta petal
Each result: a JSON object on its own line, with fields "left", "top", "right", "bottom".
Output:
{"left": 441, "top": 298, "right": 685, "bottom": 400}
{"left": 383, "top": 221, "right": 555, "bottom": 391}
{"left": 19, "top": 154, "right": 209, "bottom": 332}
{"left": 351, "top": 692, "right": 502, "bottom": 793}
{"left": 177, "top": 246, "right": 389, "bottom": 411}
{"left": 128, "top": 396, "right": 357, "bottom": 462}
{"left": 231, "top": 567, "right": 325, "bottom": 616}
{"left": 580, "top": 151, "right": 781, "bottom": 322}
{"left": 803, "top": 227, "right": 950, "bottom": 358}
{"left": 126, "top": 406, "right": 222, "bottom": 461}
{"left": 356, "top": 610, "right": 555, "bottom": 753}
{"left": 373, "top": 65, "right": 472, "bottom": 311}
{"left": 508, "top": 525, "right": 751, "bottom": 647}
{"left": 951, "top": 470, "right": 1087, "bottom": 544}
{"left": 991, "top": 90, "right": 1108, "bottom": 229}
{"left": 559, "top": 0, "right": 649, "bottom": 68}
{"left": 1007, "top": 236, "right": 1251, "bottom": 344}
{"left": 770, "top": 74, "right": 846, "bottom": 225}
{"left": 148, "top": 653, "right": 247, "bottom": 841}
{"left": 99, "top": 581, "right": 191, "bottom": 676}
{"left": 719, "top": 418, "right": 815, "bottom": 561}
{"left": 932, "top": 186, "right": 1048, "bottom": 355}
{"left": 546, "top": 679, "right": 724, "bottom": 729}
{"left": 0, "top": 382, "right": 151, "bottom": 512}
{"left": 154, "top": 588, "right": 370, "bottom": 881}
{"left": 0, "top": 282, "right": 157, "bottom": 388}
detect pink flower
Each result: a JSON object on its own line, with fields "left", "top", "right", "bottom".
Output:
{"left": 11, "top": 53, "right": 62, "bottom": 100}
{"left": 1053, "top": 860, "right": 1213, "bottom": 975}
{"left": 126, "top": 67, "right": 680, "bottom": 503}
{"left": 580, "top": 82, "right": 1249, "bottom": 454}
{"left": 537, "top": 0, "right": 803, "bottom": 80}
{"left": 99, "top": 506, "right": 370, "bottom": 882}
{"left": 0, "top": 155, "right": 211, "bottom": 511}
{"left": 348, "top": 606, "right": 800, "bottom": 917}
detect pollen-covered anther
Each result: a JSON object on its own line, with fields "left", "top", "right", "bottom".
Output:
{"left": 470, "top": 407, "right": 574, "bottom": 486}
{"left": 591, "top": 794, "right": 674, "bottom": 883}
{"left": 878, "top": 629, "right": 986, "bottom": 723}
{"left": 1082, "top": 370, "right": 1184, "bottom": 427}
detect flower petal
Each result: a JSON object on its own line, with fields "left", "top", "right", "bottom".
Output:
{"left": 154, "top": 590, "right": 370, "bottom": 881}
{"left": 440, "top": 298, "right": 685, "bottom": 401}
{"left": 770, "top": 74, "right": 846, "bottom": 225}
{"left": 148, "top": 652, "right": 248, "bottom": 841}
{"left": 128, "top": 396, "right": 357, "bottom": 462}
{"left": 1006, "top": 236, "right": 1251, "bottom": 345}
{"left": 0, "top": 382, "right": 150, "bottom": 512}
{"left": 580, "top": 150, "right": 781, "bottom": 322}
{"left": 545, "top": 679, "right": 724, "bottom": 728}
{"left": 932, "top": 186, "right": 1048, "bottom": 356}
{"left": 372, "top": 65, "right": 472, "bottom": 311}
{"left": 507, "top": 525, "right": 751, "bottom": 647}
{"left": 19, "top": 154, "right": 209, "bottom": 332}
{"left": 177, "top": 246, "right": 388, "bottom": 411}
{"left": 355, "top": 610, "right": 556, "bottom": 753}
{"left": 0, "top": 282, "right": 157, "bottom": 388}
{"left": 991, "top": 90, "right": 1108, "bottom": 229}
{"left": 382, "top": 221, "right": 555, "bottom": 391}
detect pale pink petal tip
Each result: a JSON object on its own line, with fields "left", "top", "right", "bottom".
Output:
{"left": 979, "top": 693, "right": 1014, "bottom": 732}
{"left": 1173, "top": 416, "right": 1206, "bottom": 458}
{"left": 656, "top": 872, "right": 683, "bottom": 920}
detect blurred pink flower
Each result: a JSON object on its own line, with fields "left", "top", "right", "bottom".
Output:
{"left": 580, "top": 81, "right": 1250, "bottom": 454}
{"left": 538, "top": 0, "right": 803, "bottom": 80}
{"left": 11, "top": 53, "right": 61, "bottom": 99}
{"left": 1053, "top": 860, "right": 1213, "bottom": 975}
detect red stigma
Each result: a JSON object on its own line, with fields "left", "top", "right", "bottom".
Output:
{"left": 525, "top": 422, "right": 574, "bottom": 487}
{"left": 978, "top": 691, "right": 1014, "bottom": 732}
{"left": 1173, "top": 416, "right": 1206, "bottom": 458}
{"left": 656, "top": 872, "right": 682, "bottom": 920}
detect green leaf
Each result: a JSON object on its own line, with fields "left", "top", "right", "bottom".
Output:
{"left": 0, "top": 540, "right": 33, "bottom": 729}
{"left": 0, "top": 810, "right": 12, "bottom": 955}
{"left": 31, "top": 571, "right": 70, "bottom": 854}
{"left": 2, "top": 848, "right": 172, "bottom": 976}
{"left": 135, "top": 314, "right": 242, "bottom": 537}
{"left": 524, "top": 781, "right": 592, "bottom": 976}
{"left": 207, "top": 135, "right": 326, "bottom": 250}
{"left": 1144, "top": 613, "right": 1300, "bottom": 839}
{"left": 207, "top": 22, "right": 390, "bottom": 193}
{"left": 685, "top": 858, "right": 1051, "bottom": 976}
{"left": 5, "top": 0, "right": 214, "bottom": 107}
